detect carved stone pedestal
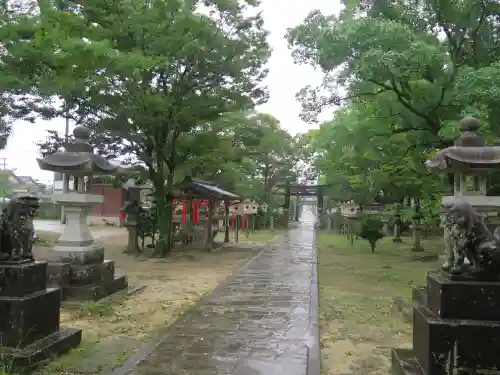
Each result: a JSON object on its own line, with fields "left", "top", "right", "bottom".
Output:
{"left": 47, "top": 259, "right": 127, "bottom": 301}
{"left": 392, "top": 271, "right": 500, "bottom": 375}
{"left": 0, "top": 260, "right": 81, "bottom": 367}
{"left": 47, "top": 193, "right": 127, "bottom": 301}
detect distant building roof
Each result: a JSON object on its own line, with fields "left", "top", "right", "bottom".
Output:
{"left": 176, "top": 177, "right": 239, "bottom": 200}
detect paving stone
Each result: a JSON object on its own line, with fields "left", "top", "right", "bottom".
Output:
{"left": 113, "top": 215, "right": 319, "bottom": 375}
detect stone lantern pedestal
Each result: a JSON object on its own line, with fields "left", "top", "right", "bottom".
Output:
{"left": 47, "top": 192, "right": 127, "bottom": 301}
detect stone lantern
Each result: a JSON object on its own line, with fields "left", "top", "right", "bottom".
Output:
{"left": 37, "top": 125, "right": 137, "bottom": 300}
{"left": 425, "top": 117, "right": 500, "bottom": 223}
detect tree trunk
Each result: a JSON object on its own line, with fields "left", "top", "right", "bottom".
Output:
{"left": 159, "top": 172, "right": 175, "bottom": 256}
{"left": 152, "top": 157, "right": 175, "bottom": 257}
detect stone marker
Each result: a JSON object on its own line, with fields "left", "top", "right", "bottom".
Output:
{"left": 37, "top": 125, "right": 137, "bottom": 301}
{"left": 0, "top": 195, "right": 81, "bottom": 366}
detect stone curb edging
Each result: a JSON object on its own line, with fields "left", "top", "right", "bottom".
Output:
{"left": 306, "top": 229, "right": 321, "bottom": 375}
{"left": 106, "top": 244, "right": 269, "bottom": 375}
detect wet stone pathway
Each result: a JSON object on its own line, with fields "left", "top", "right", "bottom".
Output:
{"left": 114, "top": 215, "right": 319, "bottom": 375}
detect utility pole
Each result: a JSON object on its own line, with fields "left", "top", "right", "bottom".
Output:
{"left": 0, "top": 157, "right": 6, "bottom": 170}
{"left": 60, "top": 117, "right": 70, "bottom": 224}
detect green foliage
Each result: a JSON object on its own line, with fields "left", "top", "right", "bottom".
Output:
{"left": 356, "top": 215, "right": 385, "bottom": 253}
{"left": 2, "top": 0, "right": 276, "bottom": 255}
{"left": 286, "top": 0, "right": 500, "bottom": 208}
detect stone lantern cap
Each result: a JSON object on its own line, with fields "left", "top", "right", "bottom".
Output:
{"left": 36, "top": 125, "right": 138, "bottom": 176}
{"left": 425, "top": 117, "right": 500, "bottom": 173}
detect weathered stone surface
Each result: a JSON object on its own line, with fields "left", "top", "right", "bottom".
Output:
{"left": 427, "top": 271, "right": 500, "bottom": 321}
{"left": 64, "top": 274, "right": 128, "bottom": 301}
{"left": 47, "top": 259, "right": 126, "bottom": 301}
{"left": 0, "top": 287, "right": 61, "bottom": 347}
{"left": 47, "top": 262, "right": 71, "bottom": 286}
{"left": 0, "top": 261, "right": 48, "bottom": 297}
{"left": 0, "top": 259, "right": 82, "bottom": 367}
{"left": 70, "top": 259, "right": 115, "bottom": 285}
{"left": 393, "top": 271, "right": 500, "bottom": 375}
{"left": 111, "top": 217, "right": 319, "bottom": 375}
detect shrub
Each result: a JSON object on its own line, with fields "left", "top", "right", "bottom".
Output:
{"left": 356, "top": 214, "right": 385, "bottom": 253}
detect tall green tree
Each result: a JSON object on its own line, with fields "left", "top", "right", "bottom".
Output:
{"left": 3, "top": 0, "right": 270, "bottom": 255}
{"left": 287, "top": 0, "right": 500, "bottom": 204}
{"left": 286, "top": 0, "right": 500, "bottom": 147}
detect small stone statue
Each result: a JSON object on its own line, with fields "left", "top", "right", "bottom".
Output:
{"left": 441, "top": 200, "right": 500, "bottom": 277}
{"left": 0, "top": 195, "right": 39, "bottom": 262}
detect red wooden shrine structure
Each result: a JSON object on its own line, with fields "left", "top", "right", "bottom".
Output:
{"left": 173, "top": 199, "right": 248, "bottom": 229}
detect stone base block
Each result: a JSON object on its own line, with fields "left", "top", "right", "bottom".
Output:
{"left": 393, "top": 271, "right": 500, "bottom": 375}
{"left": 0, "top": 288, "right": 61, "bottom": 348}
{"left": 427, "top": 271, "right": 500, "bottom": 320}
{"left": 64, "top": 275, "right": 128, "bottom": 301}
{"left": 391, "top": 348, "right": 424, "bottom": 375}
{"left": 0, "top": 261, "right": 48, "bottom": 297}
{"left": 5, "top": 327, "right": 82, "bottom": 368}
{"left": 49, "top": 245, "right": 105, "bottom": 265}
{"left": 413, "top": 304, "right": 500, "bottom": 374}
{"left": 48, "top": 260, "right": 115, "bottom": 286}
{"left": 70, "top": 260, "right": 115, "bottom": 285}
{"left": 47, "top": 262, "right": 71, "bottom": 287}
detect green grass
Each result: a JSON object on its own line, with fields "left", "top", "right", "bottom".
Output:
{"left": 317, "top": 233, "right": 441, "bottom": 297}
{"left": 316, "top": 232, "right": 442, "bottom": 374}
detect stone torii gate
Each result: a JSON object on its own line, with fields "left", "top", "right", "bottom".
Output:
{"left": 273, "top": 184, "right": 330, "bottom": 228}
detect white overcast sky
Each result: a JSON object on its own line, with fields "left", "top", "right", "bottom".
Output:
{"left": 0, "top": 0, "right": 342, "bottom": 183}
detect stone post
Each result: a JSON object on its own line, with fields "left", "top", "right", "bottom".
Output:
{"left": 125, "top": 186, "right": 141, "bottom": 254}
{"left": 383, "top": 221, "right": 390, "bottom": 235}
{"left": 392, "top": 203, "right": 403, "bottom": 243}
{"left": 411, "top": 223, "right": 423, "bottom": 252}
{"left": 411, "top": 202, "right": 424, "bottom": 252}
{"left": 125, "top": 207, "right": 140, "bottom": 254}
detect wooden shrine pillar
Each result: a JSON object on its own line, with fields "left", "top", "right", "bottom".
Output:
{"left": 224, "top": 200, "right": 230, "bottom": 243}
{"left": 204, "top": 199, "right": 214, "bottom": 249}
